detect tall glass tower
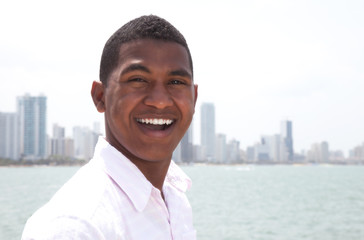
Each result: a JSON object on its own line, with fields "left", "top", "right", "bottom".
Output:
{"left": 17, "top": 94, "right": 47, "bottom": 160}
{"left": 180, "top": 125, "right": 193, "bottom": 163}
{"left": 0, "top": 112, "right": 18, "bottom": 160}
{"left": 201, "top": 103, "right": 215, "bottom": 162}
{"left": 280, "top": 120, "right": 293, "bottom": 161}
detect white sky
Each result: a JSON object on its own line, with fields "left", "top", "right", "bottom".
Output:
{"left": 1, "top": 0, "right": 363, "bottom": 155}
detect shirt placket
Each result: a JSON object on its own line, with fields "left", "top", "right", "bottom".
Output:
{"left": 152, "top": 188, "right": 173, "bottom": 239}
{"left": 163, "top": 184, "right": 185, "bottom": 240}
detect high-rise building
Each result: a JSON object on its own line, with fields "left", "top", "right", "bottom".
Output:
{"left": 246, "top": 146, "right": 255, "bottom": 162}
{"left": 50, "top": 124, "right": 65, "bottom": 157}
{"left": 280, "top": 120, "right": 293, "bottom": 161}
{"left": 201, "top": 102, "right": 215, "bottom": 162}
{"left": 254, "top": 137, "right": 270, "bottom": 161}
{"left": 172, "top": 142, "right": 182, "bottom": 163}
{"left": 73, "top": 126, "right": 99, "bottom": 160}
{"left": 17, "top": 94, "right": 47, "bottom": 160}
{"left": 63, "top": 137, "right": 75, "bottom": 159}
{"left": 180, "top": 125, "right": 193, "bottom": 163}
{"left": 173, "top": 124, "right": 194, "bottom": 163}
{"left": 307, "top": 141, "right": 329, "bottom": 162}
{"left": 246, "top": 120, "right": 293, "bottom": 162}
{"left": 349, "top": 142, "right": 364, "bottom": 162}
{"left": 215, "top": 133, "right": 227, "bottom": 163}
{"left": 227, "top": 139, "right": 241, "bottom": 163}
{"left": 0, "top": 112, "right": 19, "bottom": 160}
{"left": 253, "top": 135, "right": 281, "bottom": 162}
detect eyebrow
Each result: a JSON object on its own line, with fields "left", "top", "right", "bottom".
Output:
{"left": 121, "top": 64, "right": 151, "bottom": 76}
{"left": 120, "top": 63, "right": 192, "bottom": 79}
{"left": 169, "top": 69, "right": 192, "bottom": 79}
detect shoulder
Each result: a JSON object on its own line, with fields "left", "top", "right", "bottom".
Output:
{"left": 22, "top": 214, "right": 107, "bottom": 240}
{"left": 22, "top": 162, "right": 126, "bottom": 239}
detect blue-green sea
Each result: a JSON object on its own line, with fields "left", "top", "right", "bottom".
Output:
{"left": 1, "top": 165, "right": 363, "bottom": 240}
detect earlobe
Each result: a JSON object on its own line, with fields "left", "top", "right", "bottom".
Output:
{"left": 91, "top": 81, "right": 106, "bottom": 113}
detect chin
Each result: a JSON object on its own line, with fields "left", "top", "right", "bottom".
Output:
{"left": 137, "top": 151, "right": 173, "bottom": 163}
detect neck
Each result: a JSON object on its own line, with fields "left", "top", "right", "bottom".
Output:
{"left": 105, "top": 130, "right": 172, "bottom": 192}
{"left": 133, "top": 160, "right": 171, "bottom": 191}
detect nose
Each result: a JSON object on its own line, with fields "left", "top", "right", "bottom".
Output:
{"left": 144, "top": 83, "right": 173, "bottom": 109}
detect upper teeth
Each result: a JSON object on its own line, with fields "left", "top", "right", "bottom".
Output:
{"left": 137, "top": 118, "right": 174, "bottom": 125}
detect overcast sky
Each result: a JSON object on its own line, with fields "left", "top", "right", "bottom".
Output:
{"left": 1, "top": 0, "right": 363, "bottom": 155}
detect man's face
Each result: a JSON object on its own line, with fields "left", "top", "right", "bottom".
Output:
{"left": 97, "top": 39, "right": 197, "bottom": 163}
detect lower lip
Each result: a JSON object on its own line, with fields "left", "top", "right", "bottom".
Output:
{"left": 136, "top": 122, "right": 175, "bottom": 138}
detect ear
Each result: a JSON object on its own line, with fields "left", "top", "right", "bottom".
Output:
{"left": 91, "top": 81, "right": 106, "bottom": 113}
{"left": 193, "top": 84, "right": 198, "bottom": 107}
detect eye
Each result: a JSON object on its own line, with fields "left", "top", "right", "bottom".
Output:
{"left": 128, "top": 78, "right": 146, "bottom": 83}
{"left": 126, "top": 77, "right": 148, "bottom": 88}
{"left": 169, "top": 79, "right": 185, "bottom": 85}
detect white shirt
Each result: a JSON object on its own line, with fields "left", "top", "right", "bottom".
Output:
{"left": 22, "top": 137, "right": 196, "bottom": 240}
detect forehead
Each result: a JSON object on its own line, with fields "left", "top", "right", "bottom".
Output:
{"left": 117, "top": 39, "right": 192, "bottom": 74}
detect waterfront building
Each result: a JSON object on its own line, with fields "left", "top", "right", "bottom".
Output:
{"left": 201, "top": 102, "right": 216, "bottom": 162}
{"left": 193, "top": 144, "right": 204, "bottom": 163}
{"left": 307, "top": 141, "right": 329, "bottom": 162}
{"left": 49, "top": 124, "right": 75, "bottom": 159}
{"left": 246, "top": 146, "right": 255, "bottom": 162}
{"left": 271, "top": 134, "right": 281, "bottom": 162}
{"left": 172, "top": 142, "right": 182, "bottom": 163}
{"left": 63, "top": 137, "right": 75, "bottom": 159}
{"left": 73, "top": 126, "right": 99, "bottom": 160}
{"left": 227, "top": 139, "right": 241, "bottom": 163}
{"left": 17, "top": 94, "right": 47, "bottom": 160}
{"left": 180, "top": 125, "right": 193, "bottom": 163}
{"left": 349, "top": 143, "right": 364, "bottom": 162}
{"left": 50, "top": 124, "right": 65, "bottom": 157}
{"left": 255, "top": 135, "right": 281, "bottom": 162}
{"left": 280, "top": 120, "right": 294, "bottom": 161}
{"left": 93, "top": 122, "right": 101, "bottom": 135}
{"left": 246, "top": 120, "right": 294, "bottom": 162}
{"left": 215, "top": 133, "right": 227, "bottom": 163}
{"left": 0, "top": 112, "right": 19, "bottom": 160}
{"left": 329, "top": 150, "right": 345, "bottom": 162}
{"left": 254, "top": 137, "right": 270, "bottom": 161}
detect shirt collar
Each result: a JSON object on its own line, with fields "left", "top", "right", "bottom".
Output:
{"left": 92, "top": 137, "right": 191, "bottom": 212}
{"left": 93, "top": 137, "right": 152, "bottom": 212}
{"left": 165, "top": 161, "right": 192, "bottom": 193}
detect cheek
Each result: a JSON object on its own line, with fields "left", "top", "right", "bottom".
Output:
{"left": 106, "top": 92, "right": 144, "bottom": 126}
{"left": 175, "top": 97, "right": 196, "bottom": 121}
{"left": 172, "top": 89, "right": 195, "bottom": 106}
{"left": 106, "top": 95, "right": 129, "bottom": 124}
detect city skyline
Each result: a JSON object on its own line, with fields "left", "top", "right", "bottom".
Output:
{"left": 1, "top": 94, "right": 363, "bottom": 159}
{"left": 1, "top": 94, "right": 363, "bottom": 163}
{"left": 1, "top": 0, "right": 364, "bottom": 155}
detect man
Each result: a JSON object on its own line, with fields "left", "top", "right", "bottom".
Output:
{"left": 22, "top": 15, "right": 198, "bottom": 239}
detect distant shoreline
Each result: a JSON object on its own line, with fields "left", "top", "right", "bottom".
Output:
{"left": 0, "top": 158, "right": 87, "bottom": 167}
{"left": 1, "top": 161, "right": 363, "bottom": 168}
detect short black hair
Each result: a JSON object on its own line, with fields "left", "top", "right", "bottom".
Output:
{"left": 99, "top": 15, "right": 193, "bottom": 85}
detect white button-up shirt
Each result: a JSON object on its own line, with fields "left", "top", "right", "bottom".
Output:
{"left": 22, "top": 137, "right": 196, "bottom": 240}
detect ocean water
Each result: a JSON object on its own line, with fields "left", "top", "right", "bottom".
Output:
{"left": 1, "top": 165, "right": 364, "bottom": 240}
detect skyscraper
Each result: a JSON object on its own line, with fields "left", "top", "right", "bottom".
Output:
{"left": 0, "top": 112, "right": 19, "bottom": 160}
{"left": 180, "top": 125, "right": 193, "bottom": 163}
{"left": 280, "top": 120, "right": 293, "bottom": 161}
{"left": 201, "top": 102, "right": 215, "bottom": 162}
{"left": 17, "top": 94, "right": 47, "bottom": 160}
{"left": 307, "top": 141, "right": 329, "bottom": 162}
{"left": 215, "top": 133, "right": 227, "bottom": 163}
{"left": 73, "top": 126, "right": 99, "bottom": 160}
{"left": 51, "top": 123, "right": 65, "bottom": 157}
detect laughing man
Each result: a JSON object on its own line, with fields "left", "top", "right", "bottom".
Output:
{"left": 22, "top": 15, "right": 198, "bottom": 240}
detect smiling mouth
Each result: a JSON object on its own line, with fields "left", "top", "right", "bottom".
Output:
{"left": 136, "top": 118, "right": 174, "bottom": 130}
